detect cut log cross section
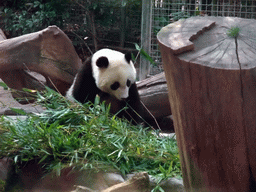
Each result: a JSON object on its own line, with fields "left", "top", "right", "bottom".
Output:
{"left": 158, "top": 16, "right": 256, "bottom": 191}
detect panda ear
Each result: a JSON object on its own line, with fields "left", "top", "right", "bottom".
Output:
{"left": 96, "top": 56, "right": 109, "bottom": 68}
{"left": 125, "top": 53, "right": 132, "bottom": 64}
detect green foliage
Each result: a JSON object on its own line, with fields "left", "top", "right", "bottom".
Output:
{"left": 0, "top": 179, "right": 5, "bottom": 191}
{"left": 87, "top": 0, "right": 119, "bottom": 27}
{"left": 1, "top": 0, "right": 142, "bottom": 50}
{"left": 153, "top": 12, "right": 190, "bottom": 34}
{"left": 0, "top": 87, "right": 181, "bottom": 182}
{"left": 154, "top": 16, "right": 170, "bottom": 34}
{"left": 1, "top": 0, "right": 71, "bottom": 37}
{"left": 227, "top": 26, "right": 240, "bottom": 38}
{"left": 170, "top": 11, "right": 190, "bottom": 22}
{"left": 85, "top": 0, "right": 141, "bottom": 27}
{"left": 135, "top": 43, "right": 157, "bottom": 66}
{"left": 0, "top": 82, "right": 9, "bottom": 90}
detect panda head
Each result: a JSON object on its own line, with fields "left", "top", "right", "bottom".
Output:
{"left": 92, "top": 49, "right": 136, "bottom": 101}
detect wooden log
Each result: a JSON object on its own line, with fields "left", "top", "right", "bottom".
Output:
{"left": 0, "top": 26, "right": 82, "bottom": 98}
{"left": 137, "top": 72, "right": 171, "bottom": 120}
{"left": 157, "top": 16, "right": 256, "bottom": 191}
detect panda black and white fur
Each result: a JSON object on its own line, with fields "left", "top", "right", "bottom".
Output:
{"left": 66, "top": 48, "right": 142, "bottom": 124}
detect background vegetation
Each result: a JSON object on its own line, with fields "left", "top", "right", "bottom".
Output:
{"left": 0, "top": 0, "right": 142, "bottom": 60}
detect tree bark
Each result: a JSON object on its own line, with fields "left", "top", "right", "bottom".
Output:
{"left": 0, "top": 26, "right": 82, "bottom": 98}
{"left": 158, "top": 16, "right": 256, "bottom": 191}
{"left": 137, "top": 72, "right": 171, "bottom": 120}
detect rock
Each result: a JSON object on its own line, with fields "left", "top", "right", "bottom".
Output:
{"left": 102, "top": 173, "right": 125, "bottom": 187}
{"left": 102, "top": 172, "right": 150, "bottom": 192}
{"left": 159, "top": 178, "right": 185, "bottom": 192}
{"left": 126, "top": 174, "right": 184, "bottom": 192}
{"left": 148, "top": 175, "right": 185, "bottom": 192}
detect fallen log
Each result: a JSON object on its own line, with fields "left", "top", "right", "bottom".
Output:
{"left": 137, "top": 72, "right": 171, "bottom": 120}
{"left": 0, "top": 26, "right": 82, "bottom": 97}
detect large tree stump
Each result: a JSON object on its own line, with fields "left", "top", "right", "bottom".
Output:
{"left": 158, "top": 16, "right": 256, "bottom": 191}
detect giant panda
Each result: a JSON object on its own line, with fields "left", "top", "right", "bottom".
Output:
{"left": 66, "top": 48, "right": 142, "bottom": 124}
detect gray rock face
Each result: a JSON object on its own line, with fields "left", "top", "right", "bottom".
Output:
{"left": 157, "top": 178, "right": 185, "bottom": 192}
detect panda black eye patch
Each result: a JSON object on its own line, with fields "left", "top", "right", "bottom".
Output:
{"left": 126, "top": 79, "right": 131, "bottom": 87}
{"left": 96, "top": 56, "right": 109, "bottom": 68}
{"left": 111, "top": 82, "right": 120, "bottom": 90}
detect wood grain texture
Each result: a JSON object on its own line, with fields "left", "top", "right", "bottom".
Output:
{"left": 0, "top": 26, "right": 82, "bottom": 97}
{"left": 137, "top": 72, "right": 171, "bottom": 119}
{"left": 158, "top": 16, "right": 256, "bottom": 191}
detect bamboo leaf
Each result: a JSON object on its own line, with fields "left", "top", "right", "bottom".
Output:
{"left": 14, "top": 155, "right": 19, "bottom": 163}
{"left": 135, "top": 43, "right": 140, "bottom": 51}
{"left": 134, "top": 43, "right": 156, "bottom": 66}
{"left": 159, "top": 164, "right": 165, "bottom": 173}
{"left": 39, "top": 154, "right": 48, "bottom": 164}
{"left": 167, "top": 161, "right": 173, "bottom": 174}
{"left": 22, "top": 88, "right": 37, "bottom": 93}
{"left": 117, "top": 149, "right": 123, "bottom": 158}
{"left": 0, "top": 82, "right": 8, "bottom": 90}
{"left": 136, "top": 147, "right": 140, "bottom": 155}
{"left": 10, "top": 108, "right": 27, "bottom": 115}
